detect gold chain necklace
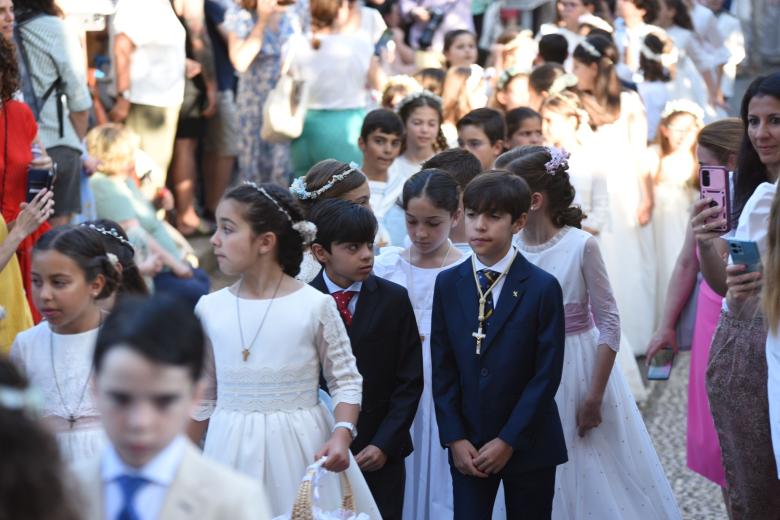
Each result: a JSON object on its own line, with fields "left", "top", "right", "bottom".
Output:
{"left": 407, "top": 241, "right": 453, "bottom": 342}
{"left": 470, "top": 249, "right": 517, "bottom": 355}
{"left": 236, "top": 274, "right": 283, "bottom": 362}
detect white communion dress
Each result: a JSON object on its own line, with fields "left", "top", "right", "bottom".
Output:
{"left": 194, "top": 285, "right": 381, "bottom": 519}
{"left": 373, "top": 247, "right": 464, "bottom": 520}
{"left": 516, "top": 227, "right": 680, "bottom": 519}
{"left": 11, "top": 322, "right": 107, "bottom": 465}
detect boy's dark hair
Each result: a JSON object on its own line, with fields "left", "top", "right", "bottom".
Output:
{"left": 94, "top": 294, "right": 205, "bottom": 382}
{"left": 422, "top": 148, "right": 482, "bottom": 188}
{"left": 360, "top": 108, "right": 404, "bottom": 141}
{"left": 34, "top": 225, "right": 121, "bottom": 300}
{"left": 538, "top": 34, "right": 569, "bottom": 65}
{"left": 505, "top": 107, "right": 541, "bottom": 140}
{"left": 456, "top": 108, "right": 506, "bottom": 145}
{"left": 635, "top": 0, "right": 662, "bottom": 24}
{"left": 463, "top": 171, "right": 531, "bottom": 221}
{"left": 308, "top": 199, "right": 378, "bottom": 253}
{"left": 402, "top": 169, "right": 460, "bottom": 214}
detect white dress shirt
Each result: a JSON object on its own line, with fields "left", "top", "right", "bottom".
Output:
{"left": 102, "top": 435, "right": 187, "bottom": 520}
{"left": 322, "top": 270, "right": 363, "bottom": 315}
{"left": 472, "top": 246, "right": 518, "bottom": 308}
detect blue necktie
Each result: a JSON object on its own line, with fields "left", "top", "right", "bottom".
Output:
{"left": 116, "top": 475, "right": 148, "bottom": 520}
{"left": 477, "top": 269, "right": 499, "bottom": 326}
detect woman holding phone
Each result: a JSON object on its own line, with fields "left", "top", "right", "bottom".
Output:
{"left": 691, "top": 73, "right": 780, "bottom": 518}
{"left": 646, "top": 118, "right": 743, "bottom": 494}
{"left": 0, "top": 36, "right": 53, "bottom": 322}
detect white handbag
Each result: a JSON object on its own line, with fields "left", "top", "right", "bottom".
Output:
{"left": 261, "top": 41, "right": 309, "bottom": 144}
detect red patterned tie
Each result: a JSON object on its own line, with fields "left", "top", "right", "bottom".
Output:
{"left": 332, "top": 290, "right": 357, "bottom": 327}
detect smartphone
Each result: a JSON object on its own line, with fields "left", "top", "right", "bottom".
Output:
{"left": 699, "top": 165, "right": 731, "bottom": 233}
{"left": 647, "top": 348, "right": 675, "bottom": 381}
{"left": 26, "top": 164, "right": 56, "bottom": 203}
{"left": 374, "top": 29, "right": 393, "bottom": 57}
{"left": 726, "top": 238, "right": 762, "bottom": 274}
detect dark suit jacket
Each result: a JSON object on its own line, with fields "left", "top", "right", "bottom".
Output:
{"left": 311, "top": 272, "right": 423, "bottom": 461}
{"left": 431, "top": 252, "right": 568, "bottom": 474}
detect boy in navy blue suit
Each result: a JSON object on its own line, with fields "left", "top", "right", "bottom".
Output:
{"left": 308, "top": 199, "right": 423, "bottom": 520}
{"left": 431, "top": 171, "right": 567, "bottom": 519}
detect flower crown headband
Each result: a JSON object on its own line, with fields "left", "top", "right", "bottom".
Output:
{"left": 244, "top": 182, "right": 318, "bottom": 245}
{"left": 395, "top": 90, "right": 443, "bottom": 113}
{"left": 290, "top": 162, "right": 361, "bottom": 201}
{"left": 640, "top": 40, "right": 679, "bottom": 68}
{"left": 497, "top": 66, "right": 529, "bottom": 91}
{"left": 545, "top": 146, "right": 571, "bottom": 175}
{"left": 661, "top": 99, "right": 704, "bottom": 122}
{"left": 549, "top": 73, "right": 578, "bottom": 96}
{"left": 578, "top": 40, "right": 602, "bottom": 59}
{"left": 83, "top": 223, "right": 132, "bottom": 248}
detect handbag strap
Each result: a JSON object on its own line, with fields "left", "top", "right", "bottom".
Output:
{"left": 279, "top": 35, "right": 299, "bottom": 78}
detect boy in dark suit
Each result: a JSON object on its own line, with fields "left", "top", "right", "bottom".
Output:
{"left": 308, "top": 199, "right": 423, "bottom": 520}
{"left": 431, "top": 171, "right": 567, "bottom": 519}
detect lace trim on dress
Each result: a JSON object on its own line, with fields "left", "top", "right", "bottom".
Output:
{"left": 517, "top": 226, "right": 571, "bottom": 253}
{"left": 215, "top": 366, "right": 320, "bottom": 413}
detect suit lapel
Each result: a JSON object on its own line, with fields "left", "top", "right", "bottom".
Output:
{"left": 350, "top": 275, "right": 379, "bottom": 350}
{"left": 158, "top": 443, "right": 207, "bottom": 520}
{"left": 310, "top": 271, "right": 328, "bottom": 294}
{"left": 456, "top": 259, "right": 480, "bottom": 335}
{"left": 481, "top": 254, "right": 531, "bottom": 355}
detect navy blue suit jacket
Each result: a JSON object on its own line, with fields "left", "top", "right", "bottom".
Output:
{"left": 431, "top": 252, "right": 568, "bottom": 474}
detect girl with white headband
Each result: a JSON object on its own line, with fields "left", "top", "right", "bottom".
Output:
{"left": 189, "top": 182, "right": 380, "bottom": 518}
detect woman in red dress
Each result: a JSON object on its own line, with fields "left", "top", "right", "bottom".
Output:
{"left": 0, "top": 37, "right": 51, "bottom": 321}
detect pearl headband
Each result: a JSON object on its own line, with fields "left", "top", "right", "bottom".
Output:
{"left": 244, "top": 182, "right": 318, "bottom": 245}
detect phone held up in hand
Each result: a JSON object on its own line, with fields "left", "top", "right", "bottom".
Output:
{"left": 699, "top": 165, "right": 731, "bottom": 233}
{"left": 26, "top": 163, "right": 56, "bottom": 203}
{"left": 647, "top": 348, "right": 675, "bottom": 381}
{"left": 725, "top": 238, "right": 762, "bottom": 274}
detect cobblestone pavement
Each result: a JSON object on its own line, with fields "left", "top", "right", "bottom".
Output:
{"left": 639, "top": 352, "right": 728, "bottom": 519}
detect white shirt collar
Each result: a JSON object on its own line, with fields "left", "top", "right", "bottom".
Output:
{"left": 322, "top": 269, "right": 363, "bottom": 294}
{"left": 102, "top": 435, "right": 187, "bottom": 487}
{"left": 473, "top": 245, "right": 517, "bottom": 274}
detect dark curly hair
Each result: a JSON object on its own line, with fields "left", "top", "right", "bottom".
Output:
{"left": 33, "top": 225, "right": 122, "bottom": 299}
{"left": 0, "top": 359, "right": 80, "bottom": 520}
{"left": 0, "top": 36, "right": 20, "bottom": 103}
{"left": 505, "top": 146, "right": 585, "bottom": 229}
{"left": 224, "top": 183, "right": 305, "bottom": 277}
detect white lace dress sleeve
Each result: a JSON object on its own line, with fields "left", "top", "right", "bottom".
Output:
{"left": 582, "top": 236, "right": 621, "bottom": 352}
{"left": 315, "top": 298, "right": 363, "bottom": 408}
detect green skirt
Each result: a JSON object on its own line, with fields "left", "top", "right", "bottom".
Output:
{"left": 290, "top": 108, "right": 366, "bottom": 178}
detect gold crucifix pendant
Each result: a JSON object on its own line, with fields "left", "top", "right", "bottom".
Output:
{"left": 242, "top": 348, "right": 250, "bottom": 362}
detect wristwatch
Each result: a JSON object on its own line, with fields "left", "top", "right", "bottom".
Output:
{"left": 332, "top": 421, "right": 358, "bottom": 440}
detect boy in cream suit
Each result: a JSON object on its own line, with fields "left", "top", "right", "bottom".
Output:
{"left": 74, "top": 295, "right": 271, "bottom": 520}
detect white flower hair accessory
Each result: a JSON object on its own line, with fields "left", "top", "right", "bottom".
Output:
{"left": 545, "top": 147, "right": 571, "bottom": 175}
{"left": 549, "top": 73, "right": 579, "bottom": 96}
{"left": 661, "top": 99, "right": 704, "bottom": 122}
{"left": 0, "top": 385, "right": 44, "bottom": 415}
{"left": 640, "top": 40, "right": 679, "bottom": 68}
{"left": 498, "top": 66, "right": 530, "bottom": 91}
{"left": 245, "top": 182, "right": 319, "bottom": 246}
{"left": 395, "top": 90, "right": 443, "bottom": 113}
{"left": 578, "top": 39, "right": 602, "bottom": 59}
{"left": 578, "top": 14, "right": 613, "bottom": 34}
{"left": 106, "top": 253, "right": 120, "bottom": 269}
{"left": 83, "top": 223, "right": 132, "bottom": 247}
{"left": 289, "top": 162, "right": 361, "bottom": 200}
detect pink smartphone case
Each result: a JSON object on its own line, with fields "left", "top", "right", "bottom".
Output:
{"left": 699, "top": 166, "right": 731, "bottom": 233}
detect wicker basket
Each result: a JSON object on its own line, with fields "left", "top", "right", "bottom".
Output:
{"left": 289, "top": 459, "right": 356, "bottom": 520}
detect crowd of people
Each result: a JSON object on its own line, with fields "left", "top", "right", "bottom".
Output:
{"left": 1, "top": 0, "right": 780, "bottom": 519}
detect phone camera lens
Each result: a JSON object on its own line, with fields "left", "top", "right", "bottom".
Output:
{"left": 702, "top": 170, "right": 711, "bottom": 186}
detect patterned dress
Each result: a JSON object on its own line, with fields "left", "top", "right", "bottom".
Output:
{"left": 224, "top": 2, "right": 309, "bottom": 186}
